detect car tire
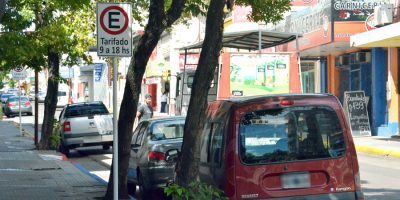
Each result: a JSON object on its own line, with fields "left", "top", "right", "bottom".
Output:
{"left": 102, "top": 145, "right": 110, "bottom": 150}
{"left": 127, "top": 182, "right": 136, "bottom": 195}
{"left": 59, "top": 143, "right": 70, "bottom": 157}
{"left": 138, "top": 172, "right": 149, "bottom": 199}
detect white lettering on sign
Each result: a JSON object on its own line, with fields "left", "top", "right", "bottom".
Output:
{"left": 12, "top": 67, "right": 27, "bottom": 80}
{"left": 97, "top": 3, "right": 132, "bottom": 57}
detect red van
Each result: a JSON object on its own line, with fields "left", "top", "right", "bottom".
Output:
{"left": 198, "top": 94, "right": 364, "bottom": 199}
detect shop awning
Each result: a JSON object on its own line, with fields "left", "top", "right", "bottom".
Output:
{"left": 181, "top": 29, "right": 300, "bottom": 51}
{"left": 350, "top": 22, "right": 400, "bottom": 48}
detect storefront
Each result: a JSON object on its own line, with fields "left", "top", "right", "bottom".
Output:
{"left": 350, "top": 22, "right": 400, "bottom": 137}
{"left": 269, "top": 0, "right": 398, "bottom": 136}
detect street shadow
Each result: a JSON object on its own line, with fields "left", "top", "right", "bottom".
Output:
{"left": 362, "top": 187, "right": 400, "bottom": 200}
{"left": 130, "top": 187, "right": 170, "bottom": 200}
{"left": 375, "top": 138, "right": 400, "bottom": 142}
{"left": 64, "top": 146, "right": 112, "bottom": 158}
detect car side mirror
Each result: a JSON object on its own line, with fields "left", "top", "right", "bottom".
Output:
{"left": 165, "top": 149, "right": 179, "bottom": 163}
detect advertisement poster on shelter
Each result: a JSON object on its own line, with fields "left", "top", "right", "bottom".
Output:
{"left": 230, "top": 54, "right": 290, "bottom": 97}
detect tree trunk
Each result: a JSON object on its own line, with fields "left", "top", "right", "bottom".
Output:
{"left": 104, "top": 0, "right": 176, "bottom": 198}
{"left": 39, "top": 50, "right": 59, "bottom": 149}
{"left": 175, "top": 0, "right": 225, "bottom": 186}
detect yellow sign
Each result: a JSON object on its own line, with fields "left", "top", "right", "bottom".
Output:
{"left": 145, "top": 60, "right": 169, "bottom": 78}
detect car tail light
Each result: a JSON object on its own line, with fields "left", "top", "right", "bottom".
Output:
{"left": 7, "top": 102, "right": 15, "bottom": 107}
{"left": 148, "top": 151, "right": 166, "bottom": 162}
{"left": 280, "top": 99, "right": 294, "bottom": 106}
{"left": 63, "top": 121, "right": 71, "bottom": 132}
{"left": 25, "top": 102, "right": 31, "bottom": 106}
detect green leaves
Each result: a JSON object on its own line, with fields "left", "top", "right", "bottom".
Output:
{"left": 164, "top": 181, "right": 228, "bottom": 200}
{"left": 0, "top": 0, "right": 94, "bottom": 72}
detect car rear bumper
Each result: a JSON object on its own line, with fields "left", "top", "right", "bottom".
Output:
{"left": 249, "top": 191, "right": 360, "bottom": 200}
{"left": 63, "top": 134, "right": 113, "bottom": 147}
{"left": 141, "top": 165, "right": 176, "bottom": 189}
{"left": 6, "top": 107, "right": 32, "bottom": 114}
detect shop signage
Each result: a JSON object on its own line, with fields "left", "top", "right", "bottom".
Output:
{"left": 179, "top": 53, "right": 200, "bottom": 70}
{"left": 365, "top": 14, "right": 376, "bottom": 31}
{"left": 333, "top": 0, "right": 389, "bottom": 22}
{"left": 94, "top": 64, "right": 103, "bottom": 82}
{"left": 274, "top": 0, "right": 332, "bottom": 51}
{"left": 344, "top": 91, "right": 371, "bottom": 136}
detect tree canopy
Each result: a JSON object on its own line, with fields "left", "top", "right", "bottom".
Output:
{"left": 0, "top": 0, "right": 95, "bottom": 72}
{"left": 0, "top": 0, "right": 96, "bottom": 150}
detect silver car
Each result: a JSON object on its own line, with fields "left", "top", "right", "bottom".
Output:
{"left": 128, "top": 116, "right": 185, "bottom": 198}
{"left": 3, "top": 96, "right": 33, "bottom": 117}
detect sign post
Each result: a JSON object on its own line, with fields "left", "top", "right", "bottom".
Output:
{"left": 97, "top": 3, "right": 132, "bottom": 199}
{"left": 12, "top": 66, "right": 27, "bottom": 136}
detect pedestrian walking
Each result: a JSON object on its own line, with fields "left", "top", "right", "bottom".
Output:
{"left": 160, "top": 91, "right": 168, "bottom": 113}
{"left": 136, "top": 94, "right": 153, "bottom": 123}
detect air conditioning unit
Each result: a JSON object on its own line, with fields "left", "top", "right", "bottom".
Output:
{"left": 335, "top": 56, "right": 342, "bottom": 67}
{"left": 374, "top": 4, "right": 393, "bottom": 27}
{"left": 335, "top": 55, "right": 350, "bottom": 67}
{"left": 355, "top": 52, "right": 371, "bottom": 63}
{"left": 350, "top": 53, "right": 357, "bottom": 64}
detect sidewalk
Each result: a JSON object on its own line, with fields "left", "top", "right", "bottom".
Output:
{"left": 353, "top": 135, "right": 400, "bottom": 158}
{"left": 0, "top": 121, "right": 106, "bottom": 200}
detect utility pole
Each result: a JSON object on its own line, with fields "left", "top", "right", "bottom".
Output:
{"left": 34, "top": 69, "right": 39, "bottom": 146}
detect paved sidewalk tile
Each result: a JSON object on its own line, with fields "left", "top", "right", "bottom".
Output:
{"left": 0, "top": 121, "right": 107, "bottom": 200}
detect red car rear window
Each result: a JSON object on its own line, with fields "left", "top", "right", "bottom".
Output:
{"left": 239, "top": 106, "right": 346, "bottom": 165}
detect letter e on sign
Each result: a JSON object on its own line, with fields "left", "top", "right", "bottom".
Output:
{"left": 97, "top": 3, "right": 132, "bottom": 57}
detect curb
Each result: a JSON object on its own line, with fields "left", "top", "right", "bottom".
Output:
{"left": 9, "top": 121, "right": 35, "bottom": 139}
{"left": 74, "top": 163, "right": 108, "bottom": 185}
{"left": 356, "top": 145, "right": 400, "bottom": 158}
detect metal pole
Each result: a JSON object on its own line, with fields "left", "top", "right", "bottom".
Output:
{"left": 180, "top": 49, "right": 187, "bottom": 115}
{"left": 19, "top": 80, "right": 22, "bottom": 136}
{"left": 258, "top": 28, "right": 261, "bottom": 53}
{"left": 296, "top": 34, "right": 303, "bottom": 93}
{"left": 34, "top": 69, "right": 38, "bottom": 146}
{"left": 112, "top": 57, "right": 119, "bottom": 200}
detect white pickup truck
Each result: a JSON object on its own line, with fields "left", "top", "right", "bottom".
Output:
{"left": 58, "top": 101, "right": 113, "bottom": 156}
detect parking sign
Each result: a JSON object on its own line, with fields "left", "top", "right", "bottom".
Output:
{"left": 12, "top": 66, "right": 27, "bottom": 80}
{"left": 97, "top": 3, "right": 132, "bottom": 57}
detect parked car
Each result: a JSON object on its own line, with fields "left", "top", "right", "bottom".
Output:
{"left": 58, "top": 101, "right": 113, "bottom": 156}
{"left": 57, "top": 90, "right": 69, "bottom": 107}
{"left": 7, "top": 88, "right": 20, "bottom": 95}
{"left": 29, "top": 91, "right": 46, "bottom": 102}
{"left": 37, "top": 91, "right": 46, "bottom": 102}
{"left": 128, "top": 116, "right": 185, "bottom": 198}
{"left": 3, "top": 96, "right": 32, "bottom": 118}
{"left": 28, "top": 91, "right": 35, "bottom": 101}
{"left": 1, "top": 93, "right": 14, "bottom": 105}
{"left": 166, "top": 94, "right": 363, "bottom": 200}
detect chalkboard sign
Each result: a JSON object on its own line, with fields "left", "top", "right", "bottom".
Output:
{"left": 344, "top": 91, "right": 371, "bottom": 136}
